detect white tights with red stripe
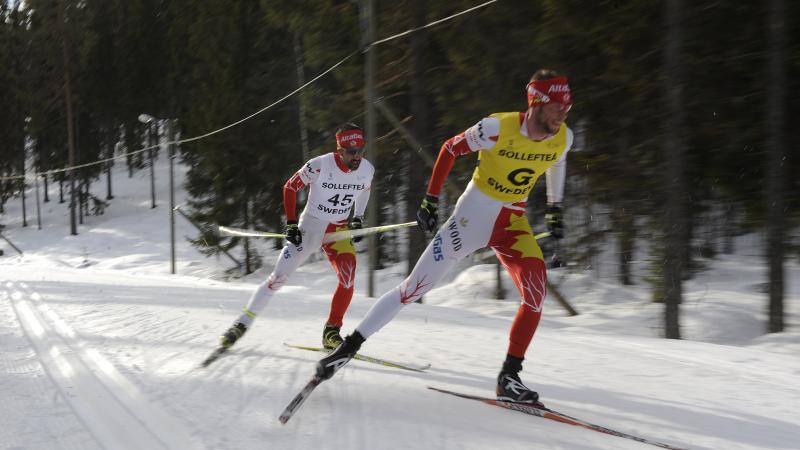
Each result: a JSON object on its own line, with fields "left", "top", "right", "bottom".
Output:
{"left": 355, "top": 182, "right": 547, "bottom": 358}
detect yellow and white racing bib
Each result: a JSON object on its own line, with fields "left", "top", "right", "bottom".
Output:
{"left": 471, "top": 112, "right": 568, "bottom": 203}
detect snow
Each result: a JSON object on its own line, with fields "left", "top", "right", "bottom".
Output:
{"left": 1, "top": 157, "right": 798, "bottom": 450}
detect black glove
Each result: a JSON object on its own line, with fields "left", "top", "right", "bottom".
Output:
{"left": 545, "top": 204, "right": 564, "bottom": 239}
{"left": 349, "top": 216, "right": 363, "bottom": 243}
{"left": 284, "top": 220, "right": 302, "bottom": 246}
{"left": 416, "top": 194, "right": 439, "bottom": 233}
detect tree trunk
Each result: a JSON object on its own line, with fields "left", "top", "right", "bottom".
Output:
{"left": 293, "top": 32, "right": 310, "bottom": 165}
{"left": 495, "top": 260, "right": 505, "bottom": 299}
{"left": 78, "top": 181, "right": 84, "bottom": 225}
{"left": 106, "top": 131, "right": 115, "bottom": 200}
{"left": 406, "top": 0, "right": 430, "bottom": 277}
{"left": 362, "top": 0, "right": 378, "bottom": 296}
{"left": 60, "top": 0, "right": 77, "bottom": 236}
{"left": 766, "top": 0, "right": 786, "bottom": 333}
{"left": 244, "top": 201, "right": 252, "bottom": 275}
{"left": 615, "top": 129, "right": 634, "bottom": 285}
{"left": 84, "top": 181, "right": 90, "bottom": 218}
{"left": 683, "top": 199, "right": 694, "bottom": 280}
{"left": 615, "top": 204, "right": 634, "bottom": 286}
{"left": 20, "top": 157, "right": 27, "bottom": 228}
{"left": 44, "top": 174, "right": 50, "bottom": 203}
{"left": 723, "top": 204, "right": 735, "bottom": 254}
{"left": 662, "top": 0, "right": 687, "bottom": 339}
{"left": 274, "top": 209, "right": 283, "bottom": 251}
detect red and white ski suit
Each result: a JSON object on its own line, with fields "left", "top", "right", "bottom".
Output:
{"left": 355, "top": 112, "right": 572, "bottom": 359}
{"left": 238, "top": 152, "right": 373, "bottom": 328}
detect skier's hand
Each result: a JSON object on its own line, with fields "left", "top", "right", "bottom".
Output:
{"left": 349, "top": 216, "right": 363, "bottom": 243}
{"left": 545, "top": 204, "right": 564, "bottom": 239}
{"left": 416, "top": 194, "right": 439, "bottom": 233}
{"left": 284, "top": 221, "right": 302, "bottom": 246}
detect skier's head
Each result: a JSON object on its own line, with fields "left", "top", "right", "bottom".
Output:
{"left": 525, "top": 69, "right": 572, "bottom": 140}
{"left": 335, "top": 123, "right": 365, "bottom": 170}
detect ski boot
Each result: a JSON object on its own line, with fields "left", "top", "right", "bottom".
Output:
{"left": 322, "top": 324, "right": 344, "bottom": 350}
{"left": 316, "top": 331, "right": 365, "bottom": 380}
{"left": 219, "top": 323, "right": 247, "bottom": 349}
{"left": 496, "top": 355, "right": 540, "bottom": 404}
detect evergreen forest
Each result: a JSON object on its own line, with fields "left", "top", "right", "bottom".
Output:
{"left": 1, "top": 0, "right": 797, "bottom": 337}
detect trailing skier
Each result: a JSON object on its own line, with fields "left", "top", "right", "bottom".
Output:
{"left": 218, "top": 123, "right": 374, "bottom": 351}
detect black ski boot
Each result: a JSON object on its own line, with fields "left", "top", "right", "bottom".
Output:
{"left": 316, "top": 331, "right": 365, "bottom": 380}
{"left": 322, "top": 324, "right": 344, "bottom": 350}
{"left": 496, "top": 355, "right": 540, "bottom": 404}
{"left": 219, "top": 323, "right": 247, "bottom": 348}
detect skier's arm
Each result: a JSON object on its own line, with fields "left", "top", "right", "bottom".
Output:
{"left": 283, "top": 175, "right": 305, "bottom": 222}
{"left": 354, "top": 184, "right": 371, "bottom": 219}
{"left": 424, "top": 143, "right": 457, "bottom": 197}
{"left": 283, "top": 159, "right": 320, "bottom": 221}
{"left": 545, "top": 127, "right": 574, "bottom": 204}
{"left": 425, "top": 117, "right": 499, "bottom": 197}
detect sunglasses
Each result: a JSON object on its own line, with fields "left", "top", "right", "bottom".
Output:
{"left": 343, "top": 147, "right": 366, "bottom": 156}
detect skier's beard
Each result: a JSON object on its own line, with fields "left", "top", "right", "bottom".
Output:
{"left": 534, "top": 111, "right": 559, "bottom": 137}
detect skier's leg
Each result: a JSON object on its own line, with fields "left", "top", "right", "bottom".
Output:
{"left": 498, "top": 256, "right": 547, "bottom": 357}
{"left": 318, "top": 228, "right": 477, "bottom": 378}
{"left": 321, "top": 226, "right": 357, "bottom": 328}
{"left": 489, "top": 208, "right": 547, "bottom": 358}
{"left": 318, "top": 225, "right": 357, "bottom": 348}
{"left": 236, "top": 215, "right": 326, "bottom": 326}
{"left": 489, "top": 207, "right": 547, "bottom": 402}
{"left": 356, "top": 186, "right": 500, "bottom": 338}
{"left": 318, "top": 184, "right": 503, "bottom": 379}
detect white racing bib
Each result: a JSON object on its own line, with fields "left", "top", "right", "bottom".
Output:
{"left": 298, "top": 153, "right": 374, "bottom": 223}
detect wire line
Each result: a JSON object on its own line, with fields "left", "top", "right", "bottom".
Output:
{"left": 1, "top": 0, "right": 500, "bottom": 182}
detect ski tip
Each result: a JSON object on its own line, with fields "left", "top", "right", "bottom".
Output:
{"left": 199, "top": 358, "right": 216, "bottom": 368}
{"left": 283, "top": 342, "right": 324, "bottom": 351}
{"left": 200, "top": 347, "right": 229, "bottom": 368}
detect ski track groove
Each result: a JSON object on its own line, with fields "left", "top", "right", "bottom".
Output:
{"left": 4, "top": 280, "right": 201, "bottom": 450}
{"left": 0, "top": 293, "right": 100, "bottom": 450}
{"left": 233, "top": 351, "right": 260, "bottom": 425}
{"left": 346, "top": 373, "right": 368, "bottom": 450}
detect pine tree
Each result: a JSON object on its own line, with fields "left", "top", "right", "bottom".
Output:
{"left": 0, "top": 2, "right": 30, "bottom": 215}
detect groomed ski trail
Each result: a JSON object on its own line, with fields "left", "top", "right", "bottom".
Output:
{"left": 3, "top": 280, "right": 200, "bottom": 450}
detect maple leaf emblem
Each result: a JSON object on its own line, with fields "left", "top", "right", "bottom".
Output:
{"left": 505, "top": 212, "right": 544, "bottom": 260}
{"left": 328, "top": 225, "right": 356, "bottom": 257}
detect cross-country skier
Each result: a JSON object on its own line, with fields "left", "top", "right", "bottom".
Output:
{"left": 316, "top": 70, "right": 573, "bottom": 404}
{"left": 218, "top": 123, "right": 374, "bottom": 350}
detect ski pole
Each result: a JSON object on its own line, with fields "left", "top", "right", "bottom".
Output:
{"left": 216, "top": 221, "right": 418, "bottom": 243}
{"left": 321, "top": 221, "right": 416, "bottom": 243}
{"left": 216, "top": 225, "right": 285, "bottom": 238}
{"left": 0, "top": 233, "right": 23, "bottom": 255}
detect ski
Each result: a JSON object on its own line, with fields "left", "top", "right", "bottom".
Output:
{"left": 428, "top": 386, "right": 687, "bottom": 450}
{"left": 200, "top": 346, "right": 230, "bottom": 368}
{"left": 283, "top": 343, "right": 430, "bottom": 372}
{"left": 279, "top": 375, "right": 324, "bottom": 425}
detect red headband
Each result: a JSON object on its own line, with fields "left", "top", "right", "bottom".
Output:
{"left": 336, "top": 129, "right": 365, "bottom": 148}
{"left": 526, "top": 76, "right": 572, "bottom": 108}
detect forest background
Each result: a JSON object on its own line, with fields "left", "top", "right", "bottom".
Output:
{"left": 0, "top": 0, "right": 797, "bottom": 338}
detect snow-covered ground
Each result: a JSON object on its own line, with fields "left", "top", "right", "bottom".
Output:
{"left": 1, "top": 157, "right": 798, "bottom": 450}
